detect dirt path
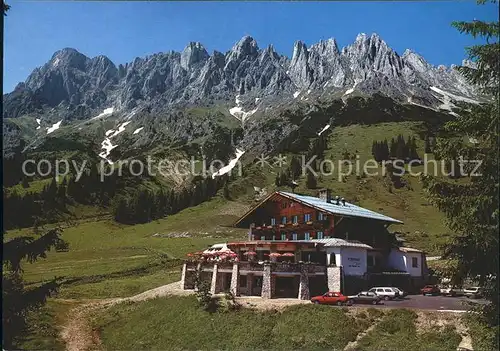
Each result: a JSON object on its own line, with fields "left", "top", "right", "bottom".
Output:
{"left": 60, "top": 281, "right": 191, "bottom": 351}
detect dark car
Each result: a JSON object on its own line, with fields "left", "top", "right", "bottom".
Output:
{"left": 311, "top": 292, "right": 351, "bottom": 306}
{"left": 420, "top": 285, "right": 441, "bottom": 296}
{"left": 349, "top": 291, "right": 382, "bottom": 305}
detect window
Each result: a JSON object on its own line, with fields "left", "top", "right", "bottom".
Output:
{"left": 376, "top": 289, "right": 384, "bottom": 293}
{"left": 281, "top": 232, "right": 286, "bottom": 241}
{"left": 317, "top": 231, "right": 324, "bottom": 239}
{"left": 304, "top": 213, "right": 311, "bottom": 222}
{"left": 292, "top": 215, "right": 298, "bottom": 224}
{"left": 272, "top": 235, "right": 276, "bottom": 240}
{"left": 239, "top": 275, "right": 247, "bottom": 288}
{"left": 318, "top": 212, "right": 328, "bottom": 221}
{"left": 304, "top": 232, "right": 310, "bottom": 240}
{"left": 281, "top": 216, "right": 287, "bottom": 224}
{"left": 260, "top": 236, "right": 266, "bottom": 240}
{"left": 330, "top": 253, "right": 336, "bottom": 266}
{"left": 270, "top": 218, "right": 276, "bottom": 225}
{"left": 281, "top": 202, "right": 288, "bottom": 209}
{"left": 412, "top": 257, "right": 419, "bottom": 268}
{"left": 384, "top": 289, "right": 392, "bottom": 293}
{"left": 292, "top": 232, "right": 298, "bottom": 240}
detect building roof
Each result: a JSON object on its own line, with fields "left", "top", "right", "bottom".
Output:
{"left": 397, "top": 247, "right": 423, "bottom": 253}
{"left": 221, "top": 239, "right": 372, "bottom": 249}
{"left": 279, "top": 191, "right": 403, "bottom": 224}
{"left": 312, "top": 238, "right": 373, "bottom": 249}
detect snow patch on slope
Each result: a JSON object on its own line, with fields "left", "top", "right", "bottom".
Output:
{"left": 318, "top": 124, "right": 331, "bottom": 136}
{"left": 344, "top": 87, "right": 355, "bottom": 96}
{"left": 91, "top": 107, "right": 115, "bottom": 120}
{"left": 229, "top": 95, "right": 258, "bottom": 123}
{"left": 47, "top": 120, "right": 62, "bottom": 134}
{"left": 109, "top": 121, "right": 131, "bottom": 138}
{"left": 133, "top": 127, "right": 144, "bottom": 135}
{"left": 430, "top": 86, "right": 479, "bottom": 104}
{"left": 293, "top": 91, "right": 301, "bottom": 99}
{"left": 99, "top": 121, "right": 132, "bottom": 164}
{"left": 211, "top": 149, "right": 245, "bottom": 179}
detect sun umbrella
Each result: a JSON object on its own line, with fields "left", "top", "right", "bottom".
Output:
{"left": 281, "top": 252, "right": 295, "bottom": 257}
{"left": 269, "top": 253, "right": 282, "bottom": 257}
{"left": 243, "top": 251, "right": 257, "bottom": 256}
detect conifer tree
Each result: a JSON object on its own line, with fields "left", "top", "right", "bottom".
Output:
{"left": 424, "top": 135, "right": 432, "bottom": 153}
{"left": 306, "top": 170, "right": 317, "bottom": 189}
{"left": 2, "top": 228, "right": 66, "bottom": 348}
{"left": 423, "top": 1, "right": 499, "bottom": 339}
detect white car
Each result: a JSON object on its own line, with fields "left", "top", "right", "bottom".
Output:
{"left": 394, "top": 288, "right": 407, "bottom": 297}
{"left": 440, "top": 286, "right": 464, "bottom": 297}
{"left": 368, "top": 287, "right": 401, "bottom": 300}
{"left": 463, "top": 287, "right": 483, "bottom": 299}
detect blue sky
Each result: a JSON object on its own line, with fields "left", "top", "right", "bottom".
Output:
{"left": 4, "top": 1, "right": 497, "bottom": 93}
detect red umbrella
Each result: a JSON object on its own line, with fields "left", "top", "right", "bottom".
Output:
{"left": 243, "top": 251, "right": 257, "bottom": 256}
{"left": 269, "top": 252, "right": 282, "bottom": 258}
{"left": 281, "top": 252, "right": 295, "bottom": 257}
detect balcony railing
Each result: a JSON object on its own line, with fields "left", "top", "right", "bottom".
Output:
{"left": 306, "top": 264, "right": 326, "bottom": 273}
{"left": 272, "top": 263, "right": 301, "bottom": 273}
{"left": 185, "top": 261, "right": 197, "bottom": 270}
{"left": 218, "top": 262, "right": 234, "bottom": 270}
{"left": 239, "top": 262, "right": 264, "bottom": 271}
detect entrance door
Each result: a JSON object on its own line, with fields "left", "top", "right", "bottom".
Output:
{"left": 275, "top": 276, "right": 299, "bottom": 298}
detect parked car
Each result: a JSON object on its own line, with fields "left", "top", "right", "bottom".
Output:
{"left": 368, "top": 287, "right": 400, "bottom": 300}
{"left": 464, "top": 287, "right": 483, "bottom": 299}
{"left": 349, "top": 291, "right": 382, "bottom": 305}
{"left": 394, "top": 288, "right": 407, "bottom": 297}
{"left": 420, "top": 285, "right": 441, "bottom": 296}
{"left": 440, "top": 286, "right": 464, "bottom": 297}
{"left": 311, "top": 291, "right": 351, "bottom": 306}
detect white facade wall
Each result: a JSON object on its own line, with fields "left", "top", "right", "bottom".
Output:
{"left": 340, "top": 247, "right": 367, "bottom": 276}
{"left": 388, "top": 249, "right": 423, "bottom": 277}
{"left": 325, "top": 247, "right": 368, "bottom": 276}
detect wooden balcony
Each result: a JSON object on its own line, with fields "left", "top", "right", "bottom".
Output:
{"left": 253, "top": 220, "right": 330, "bottom": 233}
{"left": 240, "top": 262, "right": 264, "bottom": 272}
{"left": 272, "top": 262, "right": 301, "bottom": 273}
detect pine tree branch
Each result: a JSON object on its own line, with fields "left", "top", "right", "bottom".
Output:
{"left": 3, "top": 228, "right": 65, "bottom": 272}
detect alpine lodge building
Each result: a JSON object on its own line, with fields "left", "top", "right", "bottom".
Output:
{"left": 181, "top": 189, "right": 429, "bottom": 299}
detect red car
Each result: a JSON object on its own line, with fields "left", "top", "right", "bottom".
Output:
{"left": 311, "top": 292, "right": 351, "bottom": 306}
{"left": 420, "top": 285, "right": 440, "bottom": 296}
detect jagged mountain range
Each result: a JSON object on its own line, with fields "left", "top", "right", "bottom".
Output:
{"left": 3, "top": 33, "right": 481, "bottom": 122}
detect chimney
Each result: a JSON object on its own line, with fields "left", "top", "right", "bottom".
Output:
{"left": 335, "top": 196, "right": 340, "bottom": 205}
{"left": 341, "top": 198, "right": 346, "bottom": 206}
{"left": 318, "top": 188, "right": 332, "bottom": 203}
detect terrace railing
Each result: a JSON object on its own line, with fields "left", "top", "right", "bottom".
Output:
{"left": 272, "top": 263, "right": 301, "bottom": 273}
{"left": 218, "top": 262, "right": 234, "bottom": 270}
{"left": 239, "top": 262, "right": 264, "bottom": 272}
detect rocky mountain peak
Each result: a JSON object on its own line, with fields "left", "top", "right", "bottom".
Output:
{"left": 230, "top": 36, "right": 259, "bottom": 57}
{"left": 180, "top": 42, "right": 209, "bottom": 70}
{"left": 289, "top": 40, "right": 312, "bottom": 89}
{"left": 3, "top": 32, "right": 480, "bottom": 121}
{"left": 49, "top": 48, "right": 89, "bottom": 70}
{"left": 402, "top": 49, "right": 429, "bottom": 73}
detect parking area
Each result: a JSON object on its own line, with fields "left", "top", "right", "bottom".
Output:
{"left": 364, "top": 294, "right": 488, "bottom": 312}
